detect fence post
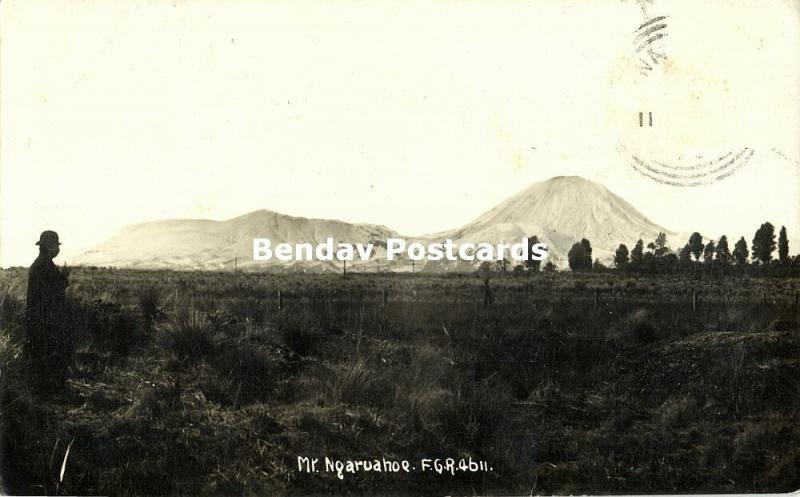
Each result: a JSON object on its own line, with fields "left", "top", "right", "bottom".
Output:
{"left": 278, "top": 290, "right": 283, "bottom": 311}
{"left": 593, "top": 288, "right": 599, "bottom": 311}
{"left": 692, "top": 289, "right": 697, "bottom": 313}
{"left": 382, "top": 288, "right": 388, "bottom": 308}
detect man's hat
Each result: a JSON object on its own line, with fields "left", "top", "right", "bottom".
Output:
{"left": 35, "top": 230, "right": 61, "bottom": 247}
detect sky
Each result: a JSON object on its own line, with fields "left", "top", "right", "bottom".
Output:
{"left": 1, "top": 0, "right": 799, "bottom": 267}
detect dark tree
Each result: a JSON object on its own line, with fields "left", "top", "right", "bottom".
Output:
{"left": 642, "top": 251, "right": 656, "bottom": 271}
{"left": 478, "top": 261, "right": 495, "bottom": 274}
{"left": 614, "top": 244, "right": 629, "bottom": 269}
{"left": 543, "top": 261, "right": 557, "bottom": 272}
{"left": 752, "top": 222, "right": 776, "bottom": 264}
{"left": 778, "top": 226, "right": 789, "bottom": 263}
{"left": 703, "top": 240, "right": 715, "bottom": 264}
{"left": 525, "top": 235, "right": 542, "bottom": 272}
{"left": 568, "top": 242, "right": 592, "bottom": 272}
{"left": 592, "top": 258, "right": 607, "bottom": 272}
{"left": 580, "top": 238, "right": 592, "bottom": 259}
{"left": 678, "top": 244, "right": 692, "bottom": 264}
{"left": 733, "top": 237, "right": 749, "bottom": 266}
{"left": 715, "top": 235, "right": 731, "bottom": 266}
{"left": 631, "top": 239, "right": 644, "bottom": 266}
{"left": 654, "top": 232, "right": 669, "bottom": 257}
{"left": 689, "top": 232, "right": 704, "bottom": 261}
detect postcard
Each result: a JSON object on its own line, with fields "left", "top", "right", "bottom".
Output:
{"left": 0, "top": 0, "right": 798, "bottom": 495}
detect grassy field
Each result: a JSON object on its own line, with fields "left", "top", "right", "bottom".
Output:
{"left": 0, "top": 267, "right": 798, "bottom": 496}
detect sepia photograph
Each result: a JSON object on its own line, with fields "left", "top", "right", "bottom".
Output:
{"left": 0, "top": 0, "right": 799, "bottom": 495}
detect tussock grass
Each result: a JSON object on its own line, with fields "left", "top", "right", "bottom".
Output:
{"left": 136, "top": 284, "right": 163, "bottom": 329}
{"left": 276, "top": 301, "right": 328, "bottom": 356}
{"left": 85, "top": 299, "right": 140, "bottom": 357}
{"left": 158, "top": 307, "right": 216, "bottom": 362}
{"left": 210, "top": 345, "right": 277, "bottom": 406}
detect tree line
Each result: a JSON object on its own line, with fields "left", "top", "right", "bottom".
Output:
{"left": 560, "top": 222, "right": 798, "bottom": 276}
{"left": 475, "top": 221, "right": 798, "bottom": 277}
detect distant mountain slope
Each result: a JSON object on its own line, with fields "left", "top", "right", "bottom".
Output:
{"left": 74, "top": 210, "right": 398, "bottom": 271}
{"left": 73, "top": 176, "right": 673, "bottom": 270}
{"left": 425, "top": 176, "right": 673, "bottom": 266}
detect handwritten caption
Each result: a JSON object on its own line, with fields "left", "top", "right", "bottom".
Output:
{"left": 297, "top": 456, "right": 493, "bottom": 480}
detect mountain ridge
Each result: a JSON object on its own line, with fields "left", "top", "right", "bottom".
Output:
{"left": 73, "top": 176, "right": 672, "bottom": 271}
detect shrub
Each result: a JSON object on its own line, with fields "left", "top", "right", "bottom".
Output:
{"left": 275, "top": 303, "right": 326, "bottom": 356}
{"left": 137, "top": 285, "right": 163, "bottom": 329}
{"left": 323, "top": 357, "right": 395, "bottom": 408}
{"left": 159, "top": 307, "right": 216, "bottom": 362}
{"left": 86, "top": 299, "right": 140, "bottom": 356}
{"left": 210, "top": 345, "right": 278, "bottom": 406}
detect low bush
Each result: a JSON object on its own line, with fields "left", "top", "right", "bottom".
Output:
{"left": 158, "top": 307, "right": 216, "bottom": 362}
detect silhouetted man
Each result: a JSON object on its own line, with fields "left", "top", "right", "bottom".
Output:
{"left": 25, "top": 230, "right": 71, "bottom": 392}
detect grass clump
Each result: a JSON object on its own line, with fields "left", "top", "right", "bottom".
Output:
{"left": 137, "top": 284, "right": 164, "bottom": 329}
{"left": 85, "top": 299, "right": 140, "bottom": 357}
{"left": 159, "top": 307, "right": 216, "bottom": 362}
{"left": 211, "top": 345, "right": 277, "bottom": 406}
{"left": 275, "top": 302, "right": 327, "bottom": 356}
